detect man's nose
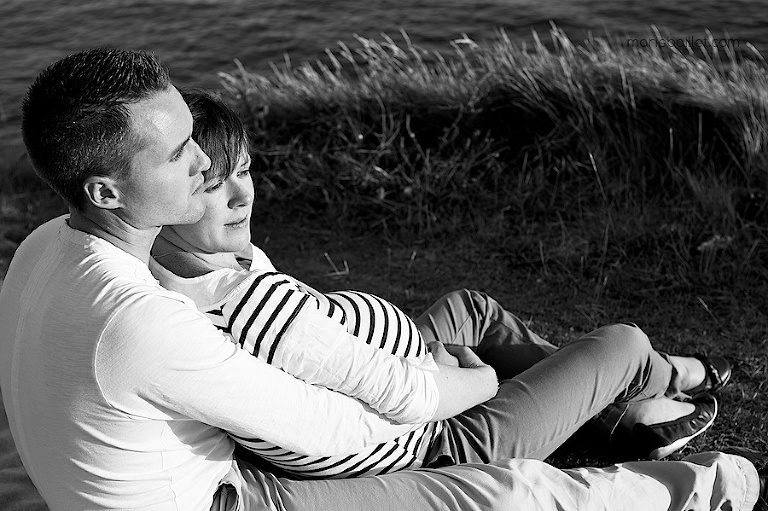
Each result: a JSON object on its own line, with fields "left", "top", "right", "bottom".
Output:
{"left": 190, "top": 139, "right": 211, "bottom": 174}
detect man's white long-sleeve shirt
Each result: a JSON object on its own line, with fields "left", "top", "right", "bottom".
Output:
{"left": 0, "top": 216, "right": 429, "bottom": 510}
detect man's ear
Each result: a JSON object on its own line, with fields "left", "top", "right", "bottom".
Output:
{"left": 82, "top": 176, "right": 123, "bottom": 210}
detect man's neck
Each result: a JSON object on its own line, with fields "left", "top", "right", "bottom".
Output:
{"left": 67, "top": 208, "right": 158, "bottom": 265}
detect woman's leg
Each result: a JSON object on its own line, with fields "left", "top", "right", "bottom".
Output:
{"left": 415, "top": 289, "right": 703, "bottom": 394}
{"left": 415, "top": 289, "right": 716, "bottom": 462}
{"left": 232, "top": 451, "right": 761, "bottom": 511}
{"left": 414, "top": 289, "right": 557, "bottom": 380}
{"left": 432, "top": 322, "right": 675, "bottom": 462}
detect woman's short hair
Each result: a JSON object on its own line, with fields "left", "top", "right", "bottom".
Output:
{"left": 181, "top": 89, "right": 249, "bottom": 185}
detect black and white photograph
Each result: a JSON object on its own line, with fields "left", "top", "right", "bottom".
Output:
{"left": 0, "top": 1, "right": 766, "bottom": 510}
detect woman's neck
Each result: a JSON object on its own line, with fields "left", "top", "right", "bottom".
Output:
{"left": 152, "top": 227, "right": 243, "bottom": 277}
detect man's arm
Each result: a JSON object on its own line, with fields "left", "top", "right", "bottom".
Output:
{"left": 96, "top": 295, "right": 424, "bottom": 457}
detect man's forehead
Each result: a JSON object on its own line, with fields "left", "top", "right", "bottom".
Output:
{"left": 128, "top": 87, "right": 191, "bottom": 139}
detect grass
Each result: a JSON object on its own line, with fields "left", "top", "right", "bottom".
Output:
{"left": 1, "top": 25, "right": 766, "bottom": 465}
{"left": 219, "top": 26, "right": 768, "bottom": 318}
{"left": 219, "top": 25, "right": 768, "bottom": 462}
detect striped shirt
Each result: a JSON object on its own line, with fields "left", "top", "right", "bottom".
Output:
{"left": 202, "top": 271, "right": 443, "bottom": 478}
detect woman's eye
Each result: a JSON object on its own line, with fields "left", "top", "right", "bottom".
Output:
{"left": 237, "top": 168, "right": 251, "bottom": 178}
{"left": 205, "top": 181, "right": 224, "bottom": 193}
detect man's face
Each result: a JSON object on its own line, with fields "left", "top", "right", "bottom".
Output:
{"left": 116, "top": 86, "right": 210, "bottom": 229}
{"left": 168, "top": 148, "right": 254, "bottom": 254}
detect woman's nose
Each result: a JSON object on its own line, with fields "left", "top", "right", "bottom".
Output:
{"left": 230, "top": 181, "right": 253, "bottom": 208}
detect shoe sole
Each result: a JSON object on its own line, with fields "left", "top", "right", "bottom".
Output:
{"left": 648, "top": 398, "right": 718, "bottom": 459}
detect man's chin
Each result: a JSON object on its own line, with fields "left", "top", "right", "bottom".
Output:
{"left": 174, "top": 204, "right": 206, "bottom": 226}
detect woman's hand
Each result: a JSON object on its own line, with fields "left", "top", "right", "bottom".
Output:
{"left": 443, "top": 344, "right": 487, "bottom": 369}
{"left": 428, "top": 342, "right": 499, "bottom": 421}
{"left": 428, "top": 341, "right": 459, "bottom": 366}
{"left": 429, "top": 342, "right": 488, "bottom": 369}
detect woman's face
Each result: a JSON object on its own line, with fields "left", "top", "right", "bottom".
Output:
{"left": 169, "top": 148, "right": 254, "bottom": 254}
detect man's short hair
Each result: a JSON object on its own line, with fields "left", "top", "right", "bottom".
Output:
{"left": 181, "top": 89, "right": 249, "bottom": 184}
{"left": 21, "top": 48, "right": 171, "bottom": 210}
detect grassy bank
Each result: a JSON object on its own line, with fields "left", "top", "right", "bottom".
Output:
{"left": 219, "top": 26, "right": 768, "bottom": 292}
{"left": 218, "top": 26, "right": 768, "bottom": 459}
{"left": 1, "top": 26, "right": 766, "bottom": 461}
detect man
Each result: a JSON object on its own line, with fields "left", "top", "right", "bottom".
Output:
{"left": 0, "top": 48, "right": 764, "bottom": 511}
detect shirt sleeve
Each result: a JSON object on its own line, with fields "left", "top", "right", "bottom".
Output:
{"left": 220, "top": 272, "right": 440, "bottom": 424}
{"left": 95, "top": 292, "right": 424, "bottom": 457}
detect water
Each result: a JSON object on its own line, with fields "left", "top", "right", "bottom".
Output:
{"left": 2, "top": 0, "right": 767, "bottom": 152}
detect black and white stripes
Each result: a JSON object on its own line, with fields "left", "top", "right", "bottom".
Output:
{"left": 229, "top": 421, "right": 441, "bottom": 479}
{"left": 204, "top": 271, "right": 438, "bottom": 479}
{"left": 325, "top": 291, "right": 424, "bottom": 357}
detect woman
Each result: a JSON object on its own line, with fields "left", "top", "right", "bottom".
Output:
{"left": 150, "top": 90, "right": 731, "bottom": 479}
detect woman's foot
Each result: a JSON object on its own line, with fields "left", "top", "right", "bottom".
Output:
{"left": 669, "top": 355, "right": 707, "bottom": 391}
{"left": 670, "top": 354, "right": 732, "bottom": 398}
{"left": 620, "top": 397, "right": 696, "bottom": 427}
{"left": 617, "top": 395, "right": 718, "bottom": 459}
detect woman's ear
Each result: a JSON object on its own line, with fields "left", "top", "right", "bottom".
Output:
{"left": 82, "top": 176, "right": 123, "bottom": 210}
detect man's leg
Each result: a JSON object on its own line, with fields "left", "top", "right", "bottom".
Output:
{"left": 233, "top": 452, "right": 761, "bottom": 511}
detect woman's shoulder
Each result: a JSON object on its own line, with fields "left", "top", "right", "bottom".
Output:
{"left": 242, "top": 243, "right": 276, "bottom": 271}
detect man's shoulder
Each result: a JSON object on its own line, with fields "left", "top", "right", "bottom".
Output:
{"left": 30, "top": 214, "right": 68, "bottom": 237}
{"left": 11, "top": 214, "right": 67, "bottom": 256}
{"left": 5, "top": 214, "right": 195, "bottom": 312}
